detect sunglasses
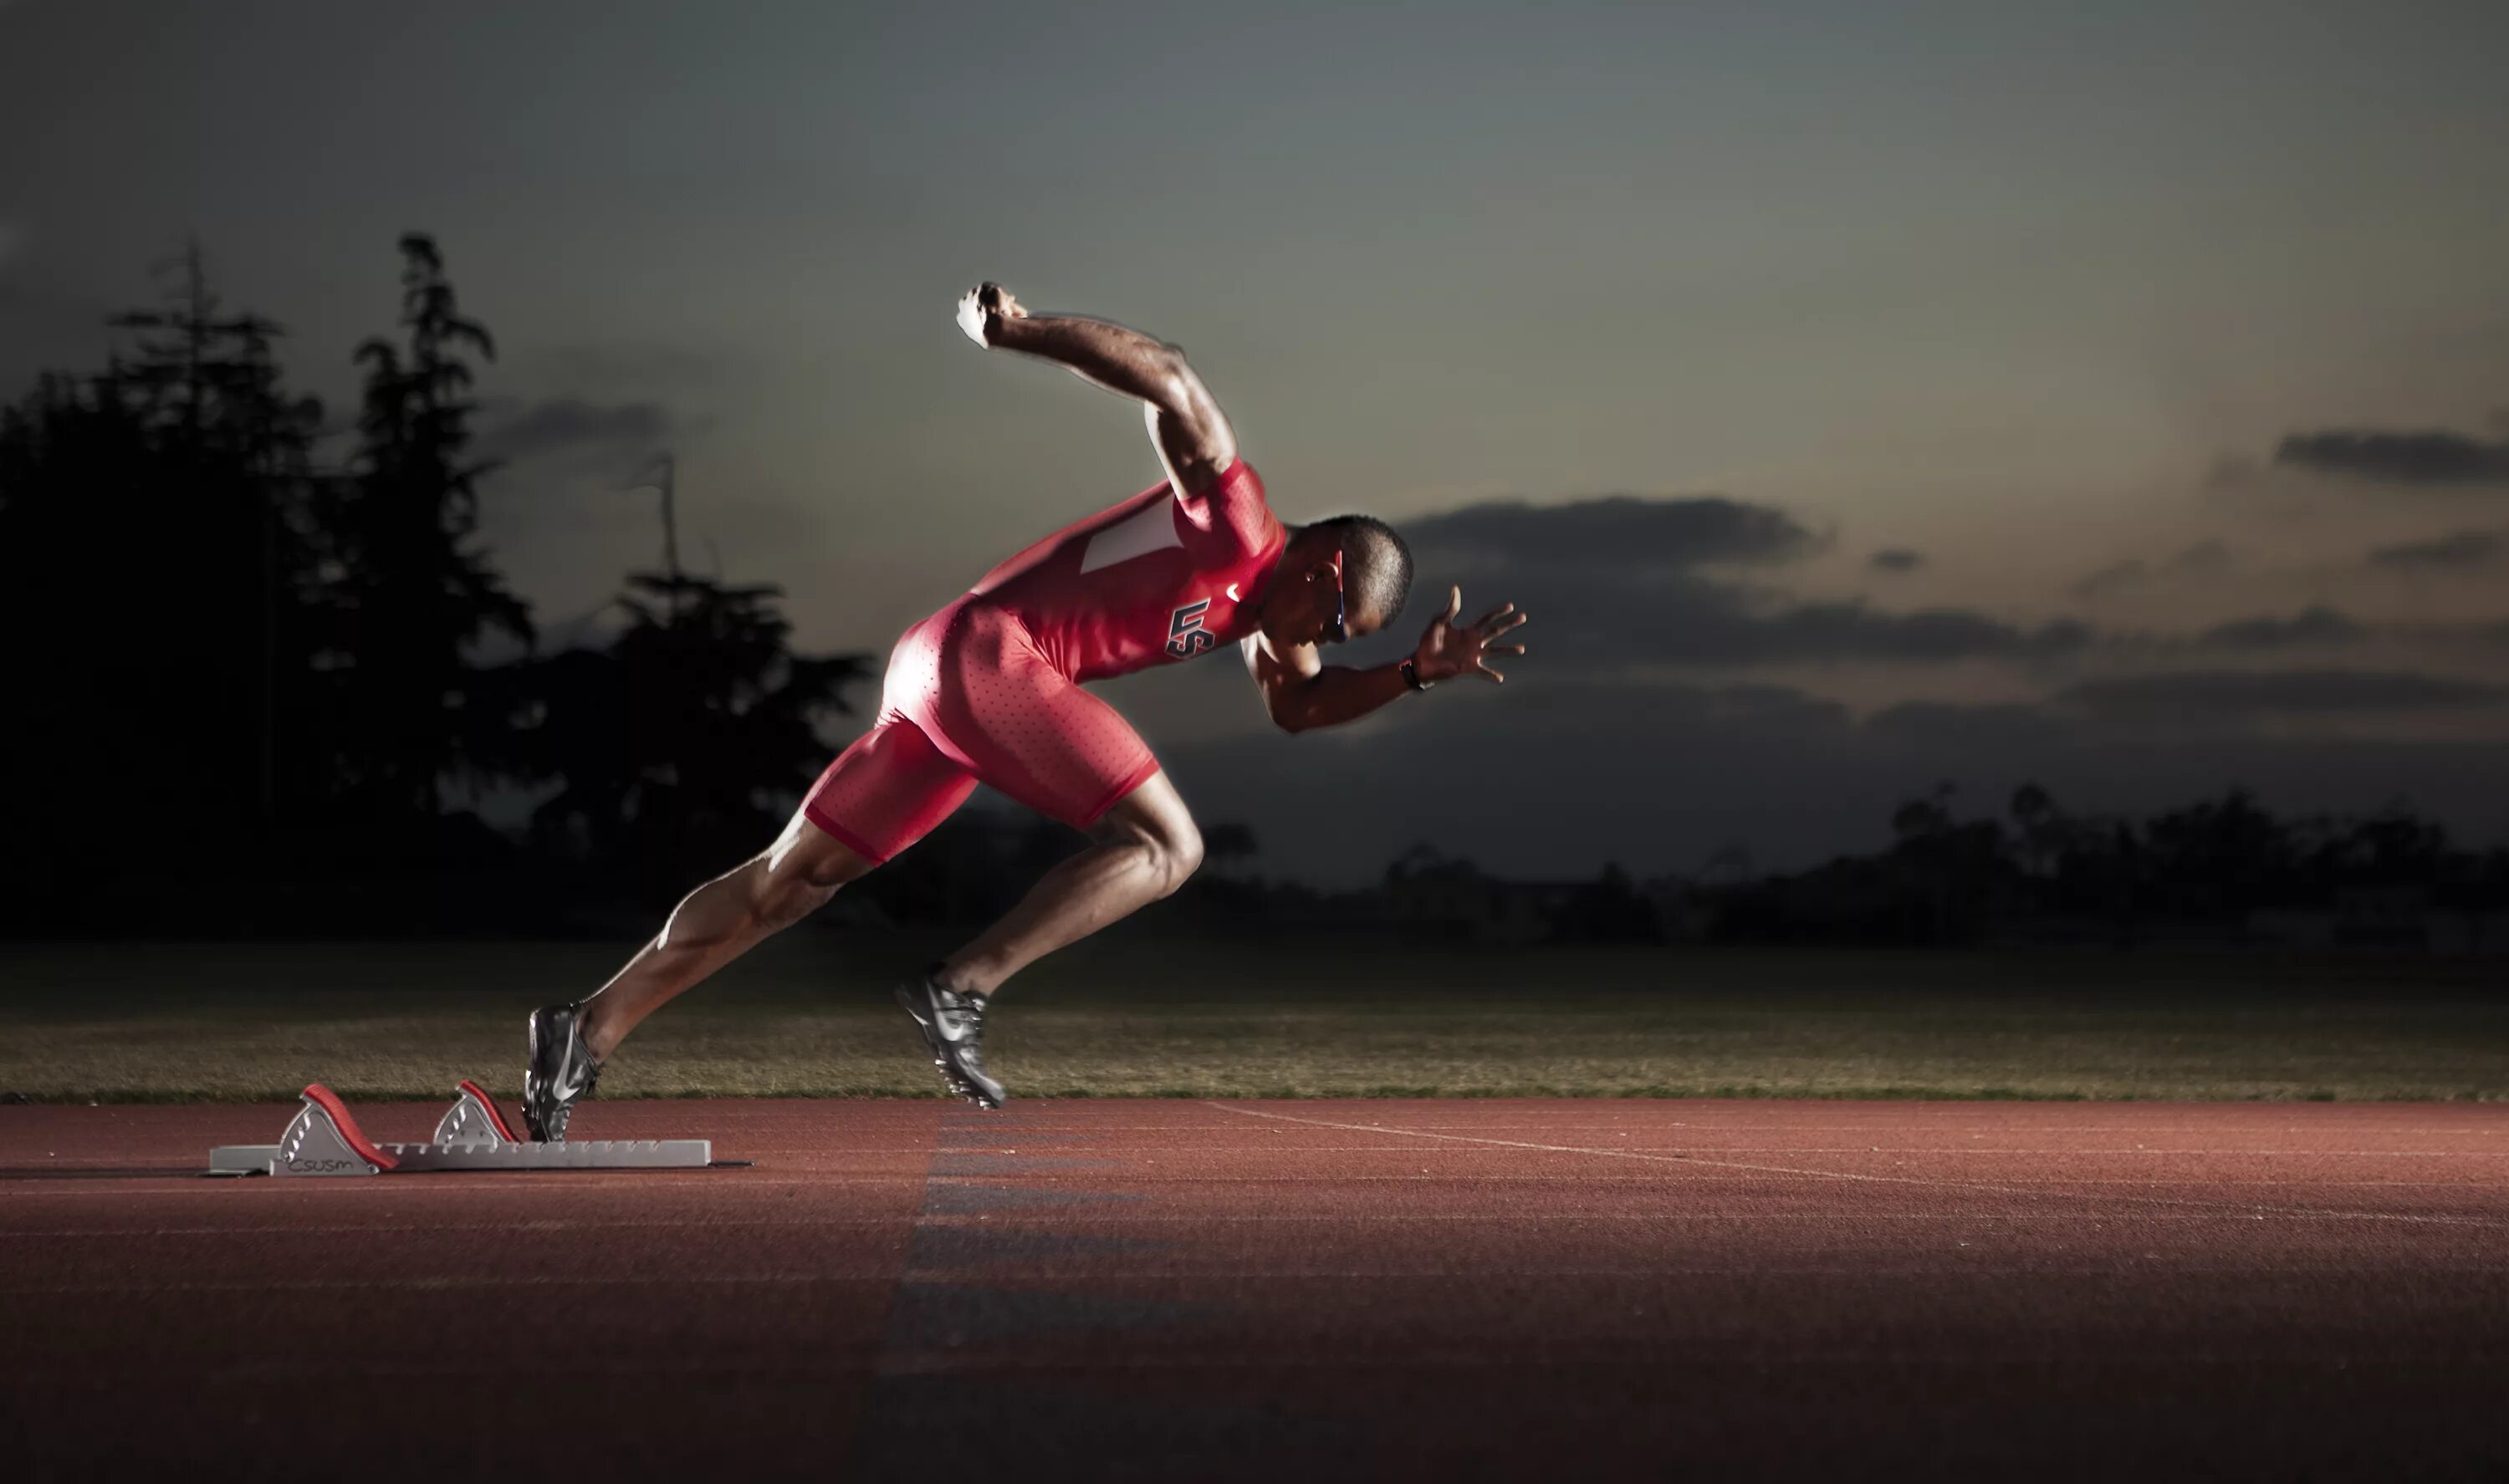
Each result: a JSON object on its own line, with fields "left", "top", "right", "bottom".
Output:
{"left": 1323, "top": 548, "right": 1347, "bottom": 645}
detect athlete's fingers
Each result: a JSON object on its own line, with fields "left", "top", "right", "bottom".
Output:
{"left": 1486, "top": 643, "right": 1526, "bottom": 656}
{"left": 1444, "top": 585, "right": 1464, "bottom": 624}
{"left": 1479, "top": 610, "right": 1530, "bottom": 637}
{"left": 1470, "top": 602, "right": 1515, "bottom": 630}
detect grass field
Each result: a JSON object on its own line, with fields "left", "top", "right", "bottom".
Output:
{"left": 2, "top": 931, "right": 2502, "bottom": 1103}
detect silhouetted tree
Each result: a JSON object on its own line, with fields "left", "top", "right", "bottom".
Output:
{"left": 1558, "top": 860, "right": 1659, "bottom": 941}
{"left": 2009, "top": 783, "right": 2069, "bottom": 879}
{"left": 521, "top": 571, "right": 871, "bottom": 894}
{"left": 2140, "top": 788, "right": 2293, "bottom": 917}
{"left": 0, "top": 243, "right": 329, "bottom": 922}
{"left": 1204, "top": 821, "right": 1260, "bottom": 875}
{"left": 319, "top": 233, "right": 533, "bottom": 822}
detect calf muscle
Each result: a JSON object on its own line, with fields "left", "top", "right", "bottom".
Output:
{"left": 580, "top": 810, "right": 873, "bottom": 1061}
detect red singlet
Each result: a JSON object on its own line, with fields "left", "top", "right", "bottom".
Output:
{"left": 802, "top": 460, "right": 1285, "bottom": 859}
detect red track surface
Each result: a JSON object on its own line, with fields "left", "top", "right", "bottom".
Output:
{"left": 5, "top": 1098, "right": 2506, "bottom": 1481}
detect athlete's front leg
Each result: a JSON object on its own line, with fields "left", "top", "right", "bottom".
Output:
{"left": 895, "top": 773, "right": 1202, "bottom": 1108}
{"left": 948, "top": 772, "right": 1202, "bottom": 996}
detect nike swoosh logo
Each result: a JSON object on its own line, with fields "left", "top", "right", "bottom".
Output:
{"left": 1226, "top": 583, "right": 1241, "bottom": 602}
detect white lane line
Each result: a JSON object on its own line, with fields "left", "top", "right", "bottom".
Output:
{"left": 1159, "top": 1145, "right": 2509, "bottom": 1157}
{"left": 1203, "top": 1104, "right": 2509, "bottom": 1228}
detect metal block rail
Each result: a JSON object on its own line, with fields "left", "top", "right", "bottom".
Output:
{"left": 208, "top": 1080, "right": 711, "bottom": 1177}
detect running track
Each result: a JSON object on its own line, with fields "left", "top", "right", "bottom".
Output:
{"left": 5, "top": 1099, "right": 2506, "bottom": 1481}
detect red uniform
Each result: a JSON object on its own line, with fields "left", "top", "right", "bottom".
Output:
{"left": 802, "top": 459, "right": 1286, "bottom": 860}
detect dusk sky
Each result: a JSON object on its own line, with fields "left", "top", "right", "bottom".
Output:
{"left": 6, "top": 1, "right": 2507, "bottom": 882}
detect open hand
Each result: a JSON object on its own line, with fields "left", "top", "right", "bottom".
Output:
{"left": 956, "top": 282, "right": 1029, "bottom": 347}
{"left": 1413, "top": 586, "right": 1529, "bottom": 685}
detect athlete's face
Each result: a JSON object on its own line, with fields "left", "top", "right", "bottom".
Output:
{"left": 1270, "top": 546, "right": 1385, "bottom": 649}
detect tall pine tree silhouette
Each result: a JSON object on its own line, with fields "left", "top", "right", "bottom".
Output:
{"left": 324, "top": 233, "right": 533, "bottom": 825}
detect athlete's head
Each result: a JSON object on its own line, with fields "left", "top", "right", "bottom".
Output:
{"left": 1265, "top": 514, "right": 1413, "bottom": 648}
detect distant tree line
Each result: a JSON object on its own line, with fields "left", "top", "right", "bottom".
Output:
{"left": 1704, "top": 783, "right": 2509, "bottom": 947}
{"left": 1325, "top": 787, "right": 2509, "bottom": 951}
{"left": 0, "top": 236, "right": 869, "bottom": 934}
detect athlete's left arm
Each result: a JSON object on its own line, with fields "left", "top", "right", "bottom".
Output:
{"left": 1243, "top": 587, "right": 1528, "bottom": 734}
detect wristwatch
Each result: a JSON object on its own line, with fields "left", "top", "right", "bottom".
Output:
{"left": 1399, "top": 657, "right": 1433, "bottom": 691}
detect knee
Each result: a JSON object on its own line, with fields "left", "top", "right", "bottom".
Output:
{"left": 749, "top": 833, "right": 869, "bottom": 931}
{"left": 663, "top": 857, "right": 835, "bottom": 949}
{"left": 1093, "top": 788, "right": 1202, "bottom": 898}
{"left": 756, "top": 854, "right": 856, "bottom": 930}
{"left": 1146, "top": 821, "right": 1203, "bottom": 898}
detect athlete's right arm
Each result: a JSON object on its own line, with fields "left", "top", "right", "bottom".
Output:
{"left": 957, "top": 282, "right": 1239, "bottom": 497}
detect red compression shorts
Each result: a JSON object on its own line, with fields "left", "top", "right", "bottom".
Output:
{"left": 800, "top": 600, "right": 1162, "bottom": 862}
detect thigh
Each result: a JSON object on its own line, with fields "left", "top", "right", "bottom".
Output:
{"left": 931, "top": 633, "right": 1163, "bottom": 830}
{"left": 800, "top": 717, "right": 979, "bottom": 864}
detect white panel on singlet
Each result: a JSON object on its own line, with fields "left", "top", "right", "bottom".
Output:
{"left": 1078, "top": 497, "right": 1184, "bottom": 574}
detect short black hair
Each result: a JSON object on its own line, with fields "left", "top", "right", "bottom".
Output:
{"left": 1313, "top": 513, "right": 1413, "bottom": 625}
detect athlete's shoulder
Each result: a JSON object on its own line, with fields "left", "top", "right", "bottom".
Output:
{"left": 1198, "top": 457, "right": 1278, "bottom": 555}
{"left": 1188, "top": 457, "right": 1268, "bottom": 518}
{"left": 1177, "top": 456, "right": 1260, "bottom": 497}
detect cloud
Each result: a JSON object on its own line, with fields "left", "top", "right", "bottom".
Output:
{"left": 2204, "top": 453, "right": 2266, "bottom": 492}
{"left": 2057, "top": 670, "right": 2509, "bottom": 722}
{"left": 474, "top": 396, "right": 670, "bottom": 467}
{"left": 2070, "top": 558, "right": 2148, "bottom": 602}
{"left": 2190, "top": 606, "right": 2367, "bottom": 651}
{"left": 1715, "top": 603, "right": 2091, "bottom": 666}
{"left": 1394, "top": 494, "right": 2086, "bottom": 671}
{"left": 2273, "top": 426, "right": 2509, "bottom": 487}
{"left": 2367, "top": 528, "right": 2506, "bottom": 571}
{"left": 1405, "top": 495, "right": 1821, "bottom": 576}
{"left": 2168, "top": 538, "right": 2234, "bottom": 576}
{"left": 1868, "top": 548, "right": 1924, "bottom": 574}
{"left": 2069, "top": 540, "right": 2230, "bottom": 601}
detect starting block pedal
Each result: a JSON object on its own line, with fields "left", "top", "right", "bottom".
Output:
{"left": 207, "top": 1083, "right": 712, "bottom": 1177}
{"left": 434, "top": 1078, "right": 521, "bottom": 1147}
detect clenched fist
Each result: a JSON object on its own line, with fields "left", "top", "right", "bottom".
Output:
{"left": 956, "top": 282, "right": 1030, "bottom": 347}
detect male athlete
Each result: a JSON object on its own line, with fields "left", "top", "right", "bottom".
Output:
{"left": 521, "top": 283, "right": 1529, "bottom": 1134}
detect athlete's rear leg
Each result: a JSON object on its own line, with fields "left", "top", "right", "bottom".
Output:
{"left": 526, "top": 713, "right": 973, "bottom": 1138}
{"left": 585, "top": 809, "right": 876, "bottom": 1057}
{"left": 523, "top": 809, "right": 874, "bottom": 1140}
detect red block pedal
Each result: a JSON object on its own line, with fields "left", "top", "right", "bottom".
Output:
{"left": 455, "top": 1079, "right": 521, "bottom": 1143}
{"left": 299, "top": 1083, "right": 400, "bottom": 1172}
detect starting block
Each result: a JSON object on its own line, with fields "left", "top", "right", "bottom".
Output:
{"left": 207, "top": 1080, "right": 712, "bottom": 1177}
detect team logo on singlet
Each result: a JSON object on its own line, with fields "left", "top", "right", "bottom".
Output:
{"left": 1167, "top": 599, "right": 1216, "bottom": 658}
